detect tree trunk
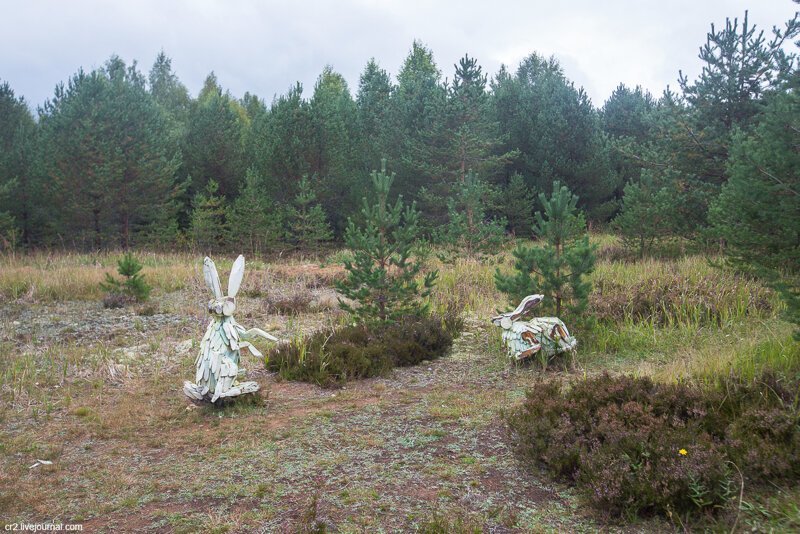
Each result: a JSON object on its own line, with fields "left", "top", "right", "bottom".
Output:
{"left": 93, "top": 207, "right": 102, "bottom": 250}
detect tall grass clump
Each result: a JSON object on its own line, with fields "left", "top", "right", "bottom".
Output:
{"left": 589, "top": 256, "right": 774, "bottom": 328}
{"left": 653, "top": 329, "right": 800, "bottom": 383}
{"left": 430, "top": 256, "right": 502, "bottom": 317}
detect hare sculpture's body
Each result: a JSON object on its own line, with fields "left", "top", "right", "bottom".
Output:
{"left": 492, "top": 294, "right": 577, "bottom": 362}
{"left": 183, "top": 255, "right": 278, "bottom": 403}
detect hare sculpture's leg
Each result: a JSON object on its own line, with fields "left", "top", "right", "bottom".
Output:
{"left": 183, "top": 381, "right": 207, "bottom": 402}
{"left": 216, "top": 381, "right": 260, "bottom": 399}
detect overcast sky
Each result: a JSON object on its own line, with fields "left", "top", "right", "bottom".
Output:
{"left": 1, "top": 1, "right": 797, "bottom": 110}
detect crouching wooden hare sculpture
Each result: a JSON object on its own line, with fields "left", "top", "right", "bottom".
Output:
{"left": 184, "top": 255, "right": 278, "bottom": 403}
{"left": 492, "top": 294, "right": 577, "bottom": 364}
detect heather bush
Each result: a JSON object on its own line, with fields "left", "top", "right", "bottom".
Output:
{"left": 266, "top": 315, "right": 455, "bottom": 386}
{"left": 716, "top": 372, "right": 800, "bottom": 483}
{"left": 505, "top": 373, "right": 800, "bottom": 522}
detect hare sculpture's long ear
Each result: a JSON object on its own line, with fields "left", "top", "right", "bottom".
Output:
{"left": 228, "top": 255, "right": 245, "bottom": 297}
{"left": 510, "top": 294, "right": 544, "bottom": 320}
{"left": 203, "top": 257, "right": 223, "bottom": 298}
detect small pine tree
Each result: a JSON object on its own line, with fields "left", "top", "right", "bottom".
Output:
{"left": 336, "top": 160, "right": 437, "bottom": 324}
{"left": 0, "top": 211, "right": 17, "bottom": 252}
{"left": 190, "top": 180, "right": 228, "bottom": 251}
{"left": 101, "top": 253, "right": 151, "bottom": 303}
{"left": 228, "top": 169, "right": 283, "bottom": 255}
{"left": 287, "top": 175, "right": 333, "bottom": 250}
{"left": 436, "top": 170, "right": 506, "bottom": 257}
{"left": 0, "top": 174, "right": 18, "bottom": 251}
{"left": 495, "top": 181, "right": 596, "bottom": 318}
{"left": 499, "top": 173, "right": 536, "bottom": 237}
{"left": 613, "top": 170, "right": 681, "bottom": 258}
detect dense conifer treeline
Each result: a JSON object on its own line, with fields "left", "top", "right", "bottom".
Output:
{"left": 0, "top": 11, "right": 797, "bottom": 269}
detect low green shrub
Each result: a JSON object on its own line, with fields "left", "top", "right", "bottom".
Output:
{"left": 505, "top": 373, "right": 800, "bottom": 523}
{"left": 266, "top": 315, "right": 455, "bottom": 386}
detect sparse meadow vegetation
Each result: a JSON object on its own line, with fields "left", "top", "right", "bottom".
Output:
{"left": 0, "top": 251, "right": 192, "bottom": 301}
{"left": 0, "top": 234, "right": 797, "bottom": 530}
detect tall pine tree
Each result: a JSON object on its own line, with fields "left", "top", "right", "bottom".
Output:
{"left": 182, "top": 73, "right": 247, "bottom": 200}
{"left": 287, "top": 175, "right": 333, "bottom": 250}
{"left": 498, "top": 173, "right": 536, "bottom": 237}
{"left": 227, "top": 168, "right": 283, "bottom": 255}
{"left": 388, "top": 41, "right": 446, "bottom": 203}
{"left": 356, "top": 59, "right": 393, "bottom": 173}
{"left": 310, "top": 66, "right": 361, "bottom": 233}
{"left": 0, "top": 81, "right": 40, "bottom": 247}
{"left": 249, "top": 83, "right": 313, "bottom": 203}
{"left": 40, "top": 57, "right": 183, "bottom": 249}
{"left": 710, "top": 88, "right": 800, "bottom": 334}
{"left": 190, "top": 179, "right": 228, "bottom": 251}
{"left": 492, "top": 54, "right": 617, "bottom": 221}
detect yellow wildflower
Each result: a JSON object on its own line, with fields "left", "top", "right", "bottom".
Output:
{"left": 678, "top": 448, "right": 688, "bottom": 456}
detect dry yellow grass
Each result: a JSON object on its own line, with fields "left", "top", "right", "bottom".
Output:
{"left": 0, "top": 251, "right": 194, "bottom": 301}
{"left": 646, "top": 321, "right": 799, "bottom": 382}
{"left": 0, "top": 243, "right": 791, "bottom": 389}
{"left": 0, "top": 241, "right": 795, "bottom": 531}
{"left": 430, "top": 256, "right": 504, "bottom": 317}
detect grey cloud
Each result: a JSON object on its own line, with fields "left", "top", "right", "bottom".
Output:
{"left": 1, "top": 0, "right": 796, "bottom": 108}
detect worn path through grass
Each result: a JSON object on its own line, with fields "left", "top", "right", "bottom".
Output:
{"left": 2, "top": 302, "right": 642, "bottom": 532}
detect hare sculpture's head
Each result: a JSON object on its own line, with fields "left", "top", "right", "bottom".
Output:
{"left": 203, "top": 255, "right": 245, "bottom": 317}
{"left": 491, "top": 294, "right": 544, "bottom": 329}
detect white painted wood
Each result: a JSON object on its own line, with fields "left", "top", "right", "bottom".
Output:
{"left": 228, "top": 255, "right": 245, "bottom": 297}
{"left": 491, "top": 295, "right": 577, "bottom": 362}
{"left": 185, "top": 255, "right": 280, "bottom": 404}
{"left": 203, "top": 257, "right": 223, "bottom": 298}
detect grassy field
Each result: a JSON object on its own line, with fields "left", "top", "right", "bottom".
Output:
{"left": 1, "top": 236, "right": 797, "bottom": 532}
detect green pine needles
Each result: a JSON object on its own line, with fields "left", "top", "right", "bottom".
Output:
{"left": 227, "top": 168, "right": 283, "bottom": 255}
{"left": 190, "top": 179, "right": 228, "bottom": 251}
{"left": 101, "top": 253, "right": 151, "bottom": 305}
{"left": 495, "top": 181, "right": 596, "bottom": 318}
{"left": 613, "top": 169, "right": 682, "bottom": 258}
{"left": 336, "top": 160, "right": 437, "bottom": 324}
{"left": 710, "top": 89, "right": 800, "bottom": 337}
{"left": 499, "top": 173, "right": 536, "bottom": 238}
{"left": 436, "top": 170, "right": 506, "bottom": 258}
{"left": 288, "top": 175, "right": 333, "bottom": 250}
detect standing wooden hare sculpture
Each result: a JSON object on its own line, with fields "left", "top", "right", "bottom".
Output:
{"left": 183, "top": 255, "right": 278, "bottom": 403}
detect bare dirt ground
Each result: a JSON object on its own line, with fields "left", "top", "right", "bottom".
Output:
{"left": 1, "top": 274, "right": 665, "bottom": 532}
